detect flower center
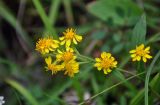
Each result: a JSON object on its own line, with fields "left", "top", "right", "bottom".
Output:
{"left": 38, "top": 39, "right": 53, "bottom": 49}
{"left": 101, "top": 59, "right": 112, "bottom": 69}
{"left": 136, "top": 49, "right": 145, "bottom": 56}
{"left": 63, "top": 52, "right": 74, "bottom": 62}
{"left": 65, "top": 32, "right": 74, "bottom": 39}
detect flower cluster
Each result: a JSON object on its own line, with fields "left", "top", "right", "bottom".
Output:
{"left": 36, "top": 28, "right": 82, "bottom": 77}
{"left": 36, "top": 28, "right": 153, "bottom": 77}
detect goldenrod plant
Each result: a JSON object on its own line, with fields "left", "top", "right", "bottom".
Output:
{"left": 1, "top": 0, "right": 160, "bottom": 105}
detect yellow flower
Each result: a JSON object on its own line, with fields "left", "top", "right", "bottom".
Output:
{"left": 59, "top": 28, "right": 82, "bottom": 48}
{"left": 45, "top": 57, "right": 63, "bottom": 74}
{"left": 56, "top": 48, "right": 76, "bottom": 62}
{"left": 64, "top": 60, "right": 79, "bottom": 77}
{"left": 129, "top": 44, "right": 152, "bottom": 62}
{"left": 94, "top": 52, "right": 117, "bottom": 74}
{"left": 36, "top": 37, "right": 59, "bottom": 54}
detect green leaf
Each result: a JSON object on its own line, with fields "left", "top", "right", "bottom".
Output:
{"left": 5, "top": 79, "right": 39, "bottom": 105}
{"left": 87, "top": 0, "right": 142, "bottom": 25}
{"left": 131, "top": 14, "right": 146, "bottom": 47}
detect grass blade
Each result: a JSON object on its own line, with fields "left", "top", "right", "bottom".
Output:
{"left": 32, "top": 0, "right": 57, "bottom": 38}
{"left": 145, "top": 51, "right": 160, "bottom": 105}
{"left": 5, "top": 79, "right": 39, "bottom": 105}
{"left": 49, "top": 0, "right": 61, "bottom": 25}
{"left": 130, "top": 73, "right": 160, "bottom": 105}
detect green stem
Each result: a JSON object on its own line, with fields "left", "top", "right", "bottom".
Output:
{"left": 78, "top": 71, "right": 145, "bottom": 105}
{"left": 77, "top": 54, "right": 95, "bottom": 62}
{"left": 74, "top": 48, "right": 95, "bottom": 62}
{"left": 116, "top": 68, "right": 135, "bottom": 76}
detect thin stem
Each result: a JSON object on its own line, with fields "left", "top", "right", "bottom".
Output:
{"left": 78, "top": 71, "right": 145, "bottom": 105}
{"left": 77, "top": 54, "right": 95, "bottom": 62}
{"left": 74, "top": 48, "right": 95, "bottom": 62}
{"left": 116, "top": 68, "right": 135, "bottom": 76}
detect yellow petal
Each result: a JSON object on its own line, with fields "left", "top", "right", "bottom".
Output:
{"left": 73, "top": 38, "right": 78, "bottom": 44}
{"left": 131, "top": 54, "right": 136, "bottom": 57}
{"left": 59, "top": 37, "right": 64, "bottom": 40}
{"left": 45, "top": 49, "right": 49, "bottom": 53}
{"left": 45, "top": 57, "right": 52, "bottom": 65}
{"left": 145, "top": 54, "right": 152, "bottom": 59}
{"left": 53, "top": 40, "right": 59, "bottom": 43}
{"left": 106, "top": 53, "right": 111, "bottom": 58}
{"left": 136, "top": 56, "right": 141, "bottom": 61}
{"left": 57, "top": 49, "right": 62, "bottom": 54}
{"left": 97, "top": 67, "right": 102, "bottom": 71}
{"left": 145, "top": 46, "right": 150, "bottom": 51}
{"left": 60, "top": 40, "right": 65, "bottom": 45}
{"left": 101, "top": 52, "right": 107, "bottom": 58}
{"left": 94, "top": 63, "right": 100, "bottom": 67}
{"left": 56, "top": 54, "right": 62, "bottom": 61}
{"left": 95, "top": 58, "right": 101, "bottom": 62}
{"left": 51, "top": 44, "right": 58, "bottom": 48}
{"left": 103, "top": 69, "right": 108, "bottom": 74}
{"left": 66, "top": 40, "right": 71, "bottom": 47}
{"left": 107, "top": 69, "right": 112, "bottom": 73}
{"left": 129, "top": 50, "right": 136, "bottom": 53}
{"left": 75, "top": 35, "right": 82, "bottom": 42}
{"left": 113, "top": 61, "right": 117, "bottom": 66}
{"left": 143, "top": 57, "right": 147, "bottom": 62}
{"left": 137, "top": 44, "right": 144, "bottom": 50}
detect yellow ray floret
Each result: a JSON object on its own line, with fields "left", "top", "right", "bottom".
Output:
{"left": 94, "top": 52, "right": 117, "bottom": 75}
{"left": 56, "top": 48, "right": 76, "bottom": 62}
{"left": 129, "top": 44, "right": 152, "bottom": 62}
{"left": 59, "top": 28, "right": 82, "bottom": 48}
{"left": 45, "top": 56, "right": 64, "bottom": 74}
{"left": 64, "top": 60, "right": 79, "bottom": 77}
{"left": 36, "top": 37, "right": 59, "bottom": 54}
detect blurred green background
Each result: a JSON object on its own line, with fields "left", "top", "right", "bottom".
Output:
{"left": 0, "top": 0, "right": 160, "bottom": 105}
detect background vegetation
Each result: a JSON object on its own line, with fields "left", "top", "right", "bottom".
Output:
{"left": 0, "top": 0, "right": 160, "bottom": 105}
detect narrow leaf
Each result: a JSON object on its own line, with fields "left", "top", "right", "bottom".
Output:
{"left": 145, "top": 51, "right": 160, "bottom": 105}
{"left": 5, "top": 79, "right": 39, "bottom": 105}
{"left": 32, "top": 0, "right": 57, "bottom": 38}
{"left": 131, "top": 14, "right": 146, "bottom": 47}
